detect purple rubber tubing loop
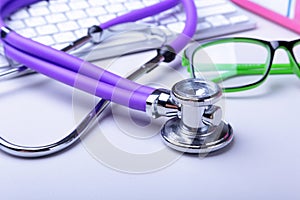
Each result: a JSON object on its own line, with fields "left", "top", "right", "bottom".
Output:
{"left": 170, "top": 0, "right": 197, "bottom": 53}
{"left": 0, "top": 0, "right": 171, "bottom": 96}
{"left": 1, "top": 0, "right": 197, "bottom": 111}
{"left": 0, "top": 0, "right": 179, "bottom": 96}
{"left": 4, "top": 31, "right": 155, "bottom": 94}
{"left": 3, "top": 33, "right": 155, "bottom": 95}
{"left": 4, "top": 43, "right": 147, "bottom": 111}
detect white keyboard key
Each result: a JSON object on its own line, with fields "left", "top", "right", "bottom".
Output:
{"left": 198, "top": 4, "right": 236, "bottom": 18}
{"left": 206, "top": 15, "right": 230, "bottom": 27}
{"left": 78, "top": 18, "right": 99, "bottom": 28}
{"left": 143, "top": 0, "right": 160, "bottom": 6}
{"left": 74, "top": 29, "right": 88, "bottom": 38}
{"left": 159, "top": 16, "right": 178, "bottom": 25}
{"left": 89, "top": 0, "right": 109, "bottom": 6}
{"left": 45, "top": 13, "right": 67, "bottom": 24}
{"left": 229, "top": 15, "right": 249, "bottom": 24}
{"left": 17, "top": 28, "right": 37, "bottom": 38}
{"left": 139, "top": 16, "right": 156, "bottom": 24}
{"left": 49, "top": 3, "right": 70, "bottom": 13}
{"left": 30, "top": 1, "right": 49, "bottom": 7}
{"left": 52, "top": 43, "right": 70, "bottom": 50}
{"left": 36, "top": 24, "right": 58, "bottom": 35}
{"left": 167, "top": 22, "right": 185, "bottom": 33}
{"left": 28, "top": 6, "right": 50, "bottom": 17}
{"left": 66, "top": 10, "right": 87, "bottom": 20}
{"left": 24, "top": 17, "right": 46, "bottom": 27}
{"left": 196, "top": 22, "right": 212, "bottom": 32}
{"left": 195, "top": 0, "right": 226, "bottom": 8}
{"left": 6, "top": 20, "right": 25, "bottom": 30}
{"left": 10, "top": 10, "right": 30, "bottom": 20}
{"left": 69, "top": 1, "right": 89, "bottom": 10}
{"left": 175, "top": 12, "right": 186, "bottom": 21}
{"left": 49, "top": 0, "right": 68, "bottom": 5}
{"left": 86, "top": 7, "right": 107, "bottom": 17}
{"left": 124, "top": 2, "right": 144, "bottom": 10}
{"left": 109, "top": 0, "right": 127, "bottom": 3}
{"left": 53, "top": 32, "right": 76, "bottom": 43}
{"left": 57, "top": 21, "right": 79, "bottom": 32}
{"left": 33, "top": 36, "right": 55, "bottom": 46}
{"left": 98, "top": 14, "right": 117, "bottom": 23}
{"left": 105, "top": 4, "right": 126, "bottom": 13}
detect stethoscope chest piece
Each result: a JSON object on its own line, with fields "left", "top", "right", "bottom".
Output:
{"left": 161, "top": 78, "right": 233, "bottom": 154}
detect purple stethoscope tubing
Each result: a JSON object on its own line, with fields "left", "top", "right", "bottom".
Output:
{"left": 0, "top": 0, "right": 197, "bottom": 111}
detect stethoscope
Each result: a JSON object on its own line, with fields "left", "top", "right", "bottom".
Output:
{"left": 0, "top": 0, "right": 233, "bottom": 157}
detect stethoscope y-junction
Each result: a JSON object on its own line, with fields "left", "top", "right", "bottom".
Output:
{"left": 0, "top": 0, "right": 233, "bottom": 157}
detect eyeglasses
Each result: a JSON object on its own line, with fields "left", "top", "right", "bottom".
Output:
{"left": 182, "top": 37, "right": 300, "bottom": 92}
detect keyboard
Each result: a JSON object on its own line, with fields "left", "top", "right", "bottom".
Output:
{"left": 0, "top": 0, "right": 256, "bottom": 68}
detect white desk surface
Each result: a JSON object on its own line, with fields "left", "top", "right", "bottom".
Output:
{"left": 0, "top": 4, "right": 300, "bottom": 200}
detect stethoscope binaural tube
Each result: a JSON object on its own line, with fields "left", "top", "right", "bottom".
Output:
{"left": 0, "top": 0, "right": 199, "bottom": 157}
{"left": 0, "top": 0, "right": 196, "bottom": 111}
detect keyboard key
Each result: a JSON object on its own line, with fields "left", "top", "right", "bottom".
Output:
{"left": 53, "top": 32, "right": 76, "bottom": 43}
{"left": 196, "top": 22, "right": 212, "bottom": 32}
{"left": 52, "top": 43, "right": 70, "bottom": 50}
{"left": 74, "top": 29, "right": 88, "bottom": 38}
{"left": 89, "top": 0, "right": 109, "bottom": 6}
{"left": 24, "top": 17, "right": 46, "bottom": 27}
{"left": 33, "top": 36, "right": 55, "bottom": 46}
{"left": 175, "top": 12, "right": 186, "bottom": 21}
{"left": 10, "top": 10, "right": 30, "bottom": 20}
{"left": 28, "top": 6, "right": 50, "bottom": 17}
{"left": 195, "top": 0, "right": 226, "bottom": 8}
{"left": 205, "top": 15, "right": 230, "bottom": 27}
{"left": 159, "top": 15, "right": 178, "bottom": 25}
{"left": 86, "top": 7, "right": 107, "bottom": 17}
{"left": 45, "top": 13, "right": 67, "bottom": 24}
{"left": 49, "top": 3, "right": 70, "bottom": 13}
{"left": 57, "top": 21, "right": 79, "bottom": 32}
{"left": 6, "top": 20, "right": 25, "bottom": 30}
{"left": 229, "top": 15, "right": 249, "bottom": 24}
{"left": 30, "top": 1, "right": 49, "bottom": 8}
{"left": 124, "top": 2, "right": 144, "bottom": 10}
{"left": 66, "top": 10, "right": 87, "bottom": 20}
{"left": 78, "top": 18, "right": 99, "bottom": 28}
{"left": 198, "top": 4, "right": 236, "bottom": 18}
{"left": 17, "top": 28, "right": 37, "bottom": 38}
{"left": 36, "top": 24, "right": 58, "bottom": 35}
{"left": 69, "top": 1, "right": 90, "bottom": 10}
{"left": 98, "top": 14, "right": 117, "bottom": 23}
{"left": 105, "top": 4, "right": 126, "bottom": 14}
{"left": 167, "top": 22, "right": 185, "bottom": 33}
{"left": 143, "top": 0, "right": 160, "bottom": 6}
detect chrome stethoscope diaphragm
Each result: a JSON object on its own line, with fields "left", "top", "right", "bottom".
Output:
{"left": 148, "top": 78, "right": 233, "bottom": 154}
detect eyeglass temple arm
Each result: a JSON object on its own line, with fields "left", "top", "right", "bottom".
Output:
{"left": 209, "top": 63, "right": 295, "bottom": 84}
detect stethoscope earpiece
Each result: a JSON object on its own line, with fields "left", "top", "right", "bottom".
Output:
{"left": 159, "top": 78, "right": 234, "bottom": 154}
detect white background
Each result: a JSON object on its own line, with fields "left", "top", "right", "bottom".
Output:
{"left": 0, "top": 1, "right": 300, "bottom": 200}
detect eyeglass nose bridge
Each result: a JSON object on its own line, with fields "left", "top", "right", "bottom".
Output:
{"left": 270, "top": 41, "right": 300, "bottom": 78}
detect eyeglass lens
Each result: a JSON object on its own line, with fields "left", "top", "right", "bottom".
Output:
{"left": 292, "top": 41, "right": 300, "bottom": 65}
{"left": 192, "top": 40, "right": 271, "bottom": 89}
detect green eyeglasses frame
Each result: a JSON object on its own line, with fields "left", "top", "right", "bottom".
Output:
{"left": 182, "top": 37, "right": 300, "bottom": 92}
